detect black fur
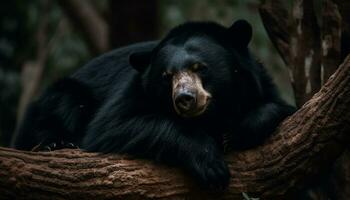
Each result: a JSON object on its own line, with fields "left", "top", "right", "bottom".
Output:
{"left": 12, "top": 20, "right": 295, "bottom": 189}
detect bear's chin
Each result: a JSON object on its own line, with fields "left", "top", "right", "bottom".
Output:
{"left": 175, "top": 102, "right": 210, "bottom": 118}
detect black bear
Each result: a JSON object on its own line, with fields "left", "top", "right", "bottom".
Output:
{"left": 12, "top": 20, "right": 295, "bottom": 188}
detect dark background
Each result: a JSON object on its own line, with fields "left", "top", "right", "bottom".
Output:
{"left": 0, "top": 0, "right": 294, "bottom": 146}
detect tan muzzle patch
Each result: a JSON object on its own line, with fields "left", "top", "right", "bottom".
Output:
{"left": 172, "top": 70, "right": 211, "bottom": 118}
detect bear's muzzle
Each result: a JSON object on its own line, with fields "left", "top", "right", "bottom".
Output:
{"left": 172, "top": 70, "right": 211, "bottom": 118}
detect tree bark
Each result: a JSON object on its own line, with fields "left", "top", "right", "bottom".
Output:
{"left": 259, "top": 0, "right": 291, "bottom": 66}
{"left": 260, "top": 1, "right": 349, "bottom": 198}
{"left": 1, "top": 55, "right": 349, "bottom": 199}
{"left": 259, "top": 0, "right": 346, "bottom": 107}
{"left": 290, "top": 0, "right": 322, "bottom": 106}
{"left": 321, "top": 0, "right": 342, "bottom": 85}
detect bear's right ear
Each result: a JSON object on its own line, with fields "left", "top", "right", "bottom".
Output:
{"left": 227, "top": 19, "right": 253, "bottom": 48}
{"left": 129, "top": 51, "right": 152, "bottom": 72}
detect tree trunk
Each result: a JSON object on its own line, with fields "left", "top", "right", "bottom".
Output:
{"left": 290, "top": 0, "right": 322, "bottom": 106}
{"left": 260, "top": 0, "right": 345, "bottom": 107}
{"left": 108, "top": 0, "right": 158, "bottom": 48}
{"left": 1, "top": 55, "right": 349, "bottom": 199}
{"left": 260, "top": 1, "right": 349, "bottom": 198}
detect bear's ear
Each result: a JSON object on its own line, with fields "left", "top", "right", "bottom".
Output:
{"left": 227, "top": 19, "right": 253, "bottom": 48}
{"left": 129, "top": 51, "right": 152, "bottom": 72}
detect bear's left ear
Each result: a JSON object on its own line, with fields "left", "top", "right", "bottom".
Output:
{"left": 129, "top": 51, "right": 152, "bottom": 73}
{"left": 227, "top": 19, "right": 253, "bottom": 48}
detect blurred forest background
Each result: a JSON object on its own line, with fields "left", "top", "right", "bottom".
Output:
{"left": 0, "top": 0, "right": 294, "bottom": 147}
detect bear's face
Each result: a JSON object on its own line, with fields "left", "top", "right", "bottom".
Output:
{"left": 130, "top": 20, "right": 253, "bottom": 118}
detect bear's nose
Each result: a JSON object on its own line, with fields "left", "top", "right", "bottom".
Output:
{"left": 175, "top": 92, "right": 196, "bottom": 112}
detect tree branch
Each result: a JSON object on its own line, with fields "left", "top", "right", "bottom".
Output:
{"left": 259, "top": 1, "right": 349, "bottom": 198}
{"left": 259, "top": 0, "right": 291, "bottom": 66}
{"left": 1, "top": 55, "right": 350, "bottom": 199}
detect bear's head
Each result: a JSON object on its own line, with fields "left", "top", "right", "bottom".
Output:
{"left": 129, "top": 20, "right": 262, "bottom": 119}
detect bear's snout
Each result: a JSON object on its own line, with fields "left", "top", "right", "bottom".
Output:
{"left": 174, "top": 91, "right": 196, "bottom": 112}
{"left": 172, "top": 70, "right": 211, "bottom": 118}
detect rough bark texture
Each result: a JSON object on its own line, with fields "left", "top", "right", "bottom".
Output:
{"left": 1, "top": 55, "right": 349, "bottom": 199}
{"left": 259, "top": 1, "right": 349, "bottom": 198}
{"left": 329, "top": 150, "right": 350, "bottom": 200}
{"left": 290, "top": 0, "right": 322, "bottom": 106}
{"left": 259, "top": 0, "right": 291, "bottom": 67}
{"left": 259, "top": 0, "right": 345, "bottom": 107}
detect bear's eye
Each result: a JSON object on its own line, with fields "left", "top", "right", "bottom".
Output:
{"left": 191, "top": 63, "right": 208, "bottom": 73}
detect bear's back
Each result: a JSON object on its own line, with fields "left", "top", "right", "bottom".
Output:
{"left": 71, "top": 41, "right": 158, "bottom": 102}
